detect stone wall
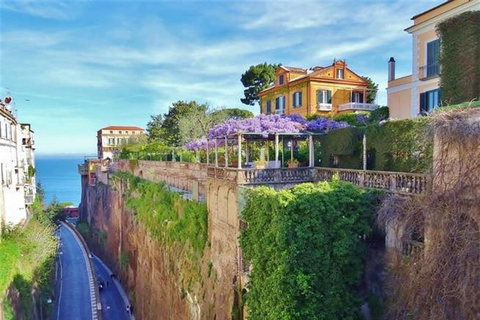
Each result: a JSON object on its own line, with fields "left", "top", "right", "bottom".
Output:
{"left": 79, "top": 165, "right": 243, "bottom": 320}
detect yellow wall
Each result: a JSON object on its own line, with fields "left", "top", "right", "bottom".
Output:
{"left": 388, "top": 89, "right": 412, "bottom": 119}
{"left": 417, "top": 29, "right": 438, "bottom": 71}
{"left": 413, "top": 0, "right": 470, "bottom": 25}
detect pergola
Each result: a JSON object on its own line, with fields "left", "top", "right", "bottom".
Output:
{"left": 207, "top": 131, "right": 325, "bottom": 169}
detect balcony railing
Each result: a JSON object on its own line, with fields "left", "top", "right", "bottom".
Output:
{"left": 317, "top": 103, "right": 332, "bottom": 111}
{"left": 419, "top": 63, "right": 440, "bottom": 80}
{"left": 275, "top": 108, "right": 285, "bottom": 115}
{"left": 207, "top": 166, "right": 429, "bottom": 195}
{"left": 338, "top": 102, "right": 379, "bottom": 112}
{"left": 78, "top": 164, "right": 88, "bottom": 175}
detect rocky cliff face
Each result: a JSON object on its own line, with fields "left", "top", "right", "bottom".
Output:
{"left": 79, "top": 175, "right": 219, "bottom": 320}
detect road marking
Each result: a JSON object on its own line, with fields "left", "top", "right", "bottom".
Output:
{"left": 56, "top": 228, "right": 64, "bottom": 320}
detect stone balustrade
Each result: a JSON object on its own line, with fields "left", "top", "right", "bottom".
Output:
{"left": 207, "top": 166, "right": 429, "bottom": 195}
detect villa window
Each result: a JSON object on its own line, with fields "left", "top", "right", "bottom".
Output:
{"left": 119, "top": 131, "right": 122, "bottom": 134}
{"left": 279, "top": 75, "right": 284, "bottom": 85}
{"left": 110, "top": 130, "right": 113, "bottom": 134}
{"left": 420, "top": 88, "right": 440, "bottom": 112}
{"left": 292, "top": 91, "right": 302, "bottom": 108}
{"left": 426, "top": 39, "right": 440, "bottom": 77}
{"left": 316, "top": 90, "right": 332, "bottom": 104}
{"left": 336, "top": 68, "right": 344, "bottom": 79}
{"left": 266, "top": 100, "right": 272, "bottom": 114}
{"left": 125, "top": 131, "right": 128, "bottom": 134}
{"left": 275, "top": 96, "right": 285, "bottom": 113}
{"left": 351, "top": 92, "right": 364, "bottom": 103}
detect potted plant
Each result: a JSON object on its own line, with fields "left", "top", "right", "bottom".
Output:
{"left": 286, "top": 159, "right": 299, "bottom": 168}
{"left": 255, "top": 159, "right": 267, "bottom": 169}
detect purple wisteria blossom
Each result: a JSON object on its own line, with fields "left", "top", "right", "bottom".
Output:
{"left": 185, "top": 114, "right": 349, "bottom": 150}
{"left": 305, "top": 118, "right": 349, "bottom": 132}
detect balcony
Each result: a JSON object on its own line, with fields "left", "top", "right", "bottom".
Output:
{"left": 275, "top": 108, "right": 285, "bottom": 115}
{"left": 419, "top": 63, "right": 440, "bottom": 81}
{"left": 338, "top": 102, "right": 379, "bottom": 112}
{"left": 78, "top": 164, "right": 88, "bottom": 175}
{"left": 317, "top": 103, "right": 332, "bottom": 111}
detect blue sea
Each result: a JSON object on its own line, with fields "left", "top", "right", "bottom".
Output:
{"left": 35, "top": 156, "right": 86, "bottom": 206}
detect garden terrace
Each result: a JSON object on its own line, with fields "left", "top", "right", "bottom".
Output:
{"left": 207, "top": 166, "right": 428, "bottom": 195}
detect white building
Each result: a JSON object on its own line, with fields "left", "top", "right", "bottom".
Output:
{"left": 97, "top": 126, "right": 145, "bottom": 159}
{"left": 0, "top": 97, "right": 36, "bottom": 231}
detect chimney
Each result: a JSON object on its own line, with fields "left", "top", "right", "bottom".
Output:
{"left": 388, "top": 57, "right": 396, "bottom": 81}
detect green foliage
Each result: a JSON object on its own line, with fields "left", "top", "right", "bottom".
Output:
{"left": 120, "top": 251, "right": 129, "bottom": 270}
{"left": 146, "top": 114, "right": 164, "bottom": 142}
{"left": 240, "top": 182, "right": 379, "bottom": 320}
{"left": 368, "top": 106, "right": 389, "bottom": 124}
{"left": 318, "top": 127, "right": 364, "bottom": 169}
{"left": 438, "top": 11, "right": 480, "bottom": 105}
{"left": 362, "top": 76, "right": 379, "bottom": 103}
{"left": 366, "top": 117, "right": 433, "bottom": 173}
{"left": 318, "top": 117, "right": 433, "bottom": 173}
{"left": 147, "top": 101, "right": 208, "bottom": 146}
{"left": 0, "top": 217, "right": 57, "bottom": 318}
{"left": 328, "top": 113, "right": 368, "bottom": 127}
{"left": 112, "top": 172, "right": 208, "bottom": 278}
{"left": 212, "top": 108, "right": 254, "bottom": 120}
{"left": 241, "top": 62, "right": 279, "bottom": 106}
{"left": 76, "top": 222, "right": 90, "bottom": 235}
{"left": 27, "top": 165, "right": 36, "bottom": 182}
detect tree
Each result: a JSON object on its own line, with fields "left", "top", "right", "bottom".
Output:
{"left": 147, "top": 101, "right": 208, "bottom": 146}
{"left": 146, "top": 114, "right": 163, "bottom": 142}
{"left": 179, "top": 107, "right": 254, "bottom": 144}
{"left": 211, "top": 108, "right": 254, "bottom": 120}
{"left": 362, "top": 77, "right": 379, "bottom": 103}
{"left": 241, "top": 63, "right": 279, "bottom": 106}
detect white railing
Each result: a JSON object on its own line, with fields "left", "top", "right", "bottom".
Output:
{"left": 275, "top": 108, "right": 285, "bottom": 115}
{"left": 338, "top": 102, "right": 379, "bottom": 112}
{"left": 317, "top": 103, "right": 332, "bottom": 111}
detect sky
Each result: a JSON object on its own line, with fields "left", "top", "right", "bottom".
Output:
{"left": 0, "top": 0, "right": 440, "bottom": 155}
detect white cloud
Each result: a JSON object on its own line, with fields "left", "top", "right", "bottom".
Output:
{"left": 0, "top": 0, "right": 80, "bottom": 20}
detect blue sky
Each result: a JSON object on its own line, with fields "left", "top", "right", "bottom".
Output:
{"left": 1, "top": 0, "right": 439, "bottom": 155}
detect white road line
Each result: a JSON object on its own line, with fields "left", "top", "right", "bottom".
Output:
{"left": 56, "top": 231, "right": 64, "bottom": 320}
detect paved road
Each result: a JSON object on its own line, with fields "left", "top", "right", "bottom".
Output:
{"left": 93, "top": 256, "right": 132, "bottom": 320}
{"left": 55, "top": 224, "right": 94, "bottom": 320}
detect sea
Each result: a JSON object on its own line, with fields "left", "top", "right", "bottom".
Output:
{"left": 35, "top": 155, "right": 87, "bottom": 206}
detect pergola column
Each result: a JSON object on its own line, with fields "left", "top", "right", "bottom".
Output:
{"left": 206, "top": 139, "right": 209, "bottom": 165}
{"left": 237, "top": 133, "right": 242, "bottom": 169}
{"left": 215, "top": 139, "right": 218, "bottom": 167}
{"left": 309, "top": 135, "right": 314, "bottom": 168}
{"left": 363, "top": 133, "right": 367, "bottom": 171}
{"left": 225, "top": 136, "right": 228, "bottom": 167}
{"left": 275, "top": 133, "right": 279, "bottom": 164}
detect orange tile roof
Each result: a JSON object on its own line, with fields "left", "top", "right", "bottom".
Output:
{"left": 101, "top": 126, "right": 144, "bottom": 131}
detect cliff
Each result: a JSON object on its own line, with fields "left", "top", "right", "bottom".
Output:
{"left": 78, "top": 172, "right": 221, "bottom": 320}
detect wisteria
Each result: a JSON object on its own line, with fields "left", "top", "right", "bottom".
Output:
{"left": 185, "top": 114, "right": 349, "bottom": 150}
{"left": 305, "top": 117, "right": 349, "bottom": 132}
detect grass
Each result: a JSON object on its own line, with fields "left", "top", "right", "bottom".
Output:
{"left": 0, "top": 216, "right": 58, "bottom": 318}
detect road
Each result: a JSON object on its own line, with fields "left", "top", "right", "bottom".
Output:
{"left": 93, "top": 255, "right": 132, "bottom": 320}
{"left": 55, "top": 223, "right": 95, "bottom": 320}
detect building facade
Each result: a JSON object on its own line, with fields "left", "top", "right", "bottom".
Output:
{"left": 258, "top": 60, "right": 378, "bottom": 117}
{"left": 387, "top": 0, "right": 480, "bottom": 119}
{"left": 97, "top": 126, "right": 145, "bottom": 159}
{"left": 0, "top": 98, "right": 36, "bottom": 231}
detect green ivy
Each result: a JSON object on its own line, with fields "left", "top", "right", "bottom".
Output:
{"left": 438, "top": 11, "right": 480, "bottom": 105}
{"left": 317, "top": 117, "right": 433, "bottom": 173}
{"left": 240, "top": 181, "right": 380, "bottom": 320}
{"left": 112, "top": 172, "right": 208, "bottom": 279}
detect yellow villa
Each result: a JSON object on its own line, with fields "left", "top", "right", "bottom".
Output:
{"left": 258, "top": 60, "right": 379, "bottom": 117}
{"left": 387, "top": 0, "right": 480, "bottom": 119}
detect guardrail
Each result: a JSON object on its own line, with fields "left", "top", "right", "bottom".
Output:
{"left": 61, "top": 221, "right": 102, "bottom": 320}
{"left": 207, "top": 166, "right": 429, "bottom": 195}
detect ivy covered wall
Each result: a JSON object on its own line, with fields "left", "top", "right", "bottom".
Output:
{"left": 318, "top": 117, "right": 433, "bottom": 173}
{"left": 240, "top": 181, "right": 380, "bottom": 320}
{"left": 438, "top": 11, "right": 480, "bottom": 105}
